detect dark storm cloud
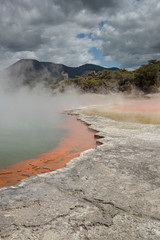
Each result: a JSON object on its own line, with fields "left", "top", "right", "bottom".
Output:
{"left": 54, "top": 0, "right": 122, "bottom": 13}
{"left": 0, "top": 28, "right": 47, "bottom": 52}
{"left": 0, "top": 0, "right": 47, "bottom": 52}
{"left": 0, "top": 0, "right": 160, "bottom": 69}
{"left": 0, "top": 0, "right": 103, "bottom": 68}
{"left": 97, "top": 0, "right": 160, "bottom": 68}
{"left": 81, "top": 0, "right": 121, "bottom": 11}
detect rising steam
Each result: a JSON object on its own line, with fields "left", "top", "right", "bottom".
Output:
{"left": 0, "top": 71, "right": 160, "bottom": 168}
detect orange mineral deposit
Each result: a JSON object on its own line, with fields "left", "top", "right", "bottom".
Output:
{"left": 0, "top": 115, "right": 97, "bottom": 188}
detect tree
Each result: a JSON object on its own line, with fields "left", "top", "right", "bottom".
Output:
{"left": 134, "top": 60, "right": 160, "bottom": 92}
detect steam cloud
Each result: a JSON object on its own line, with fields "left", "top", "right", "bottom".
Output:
{"left": 0, "top": 74, "right": 109, "bottom": 167}
{"left": 0, "top": 72, "right": 128, "bottom": 132}
{"left": 0, "top": 72, "right": 160, "bottom": 168}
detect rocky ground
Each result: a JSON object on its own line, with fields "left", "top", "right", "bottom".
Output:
{"left": 0, "top": 110, "right": 160, "bottom": 240}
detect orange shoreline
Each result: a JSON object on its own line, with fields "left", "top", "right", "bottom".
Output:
{"left": 0, "top": 115, "right": 97, "bottom": 188}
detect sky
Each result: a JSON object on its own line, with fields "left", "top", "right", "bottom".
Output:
{"left": 0, "top": 0, "right": 160, "bottom": 70}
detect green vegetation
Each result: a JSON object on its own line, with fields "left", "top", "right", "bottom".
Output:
{"left": 134, "top": 60, "right": 160, "bottom": 93}
{"left": 61, "top": 60, "right": 160, "bottom": 94}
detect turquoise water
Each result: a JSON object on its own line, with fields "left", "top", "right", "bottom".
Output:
{"left": 0, "top": 121, "right": 67, "bottom": 168}
{"left": 0, "top": 115, "right": 67, "bottom": 168}
{"left": 0, "top": 89, "right": 67, "bottom": 168}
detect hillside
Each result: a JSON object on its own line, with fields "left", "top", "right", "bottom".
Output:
{"left": 60, "top": 60, "right": 160, "bottom": 94}
{"left": 5, "top": 59, "right": 118, "bottom": 87}
{"left": 4, "top": 59, "right": 160, "bottom": 94}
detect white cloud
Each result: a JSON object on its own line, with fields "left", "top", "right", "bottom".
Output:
{"left": 96, "top": 0, "right": 160, "bottom": 67}
{"left": 0, "top": 0, "right": 159, "bottom": 69}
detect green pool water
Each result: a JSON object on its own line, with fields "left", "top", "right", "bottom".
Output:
{"left": 0, "top": 91, "right": 68, "bottom": 168}
{"left": 0, "top": 122, "right": 67, "bottom": 168}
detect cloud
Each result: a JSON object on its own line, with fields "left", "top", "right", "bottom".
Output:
{"left": 0, "top": 0, "right": 160, "bottom": 69}
{"left": 54, "top": 0, "right": 122, "bottom": 13}
{"left": 95, "top": 0, "right": 160, "bottom": 68}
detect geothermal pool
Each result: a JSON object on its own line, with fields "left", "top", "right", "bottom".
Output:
{"left": 0, "top": 89, "right": 69, "bottom": 169}
{"left": 0, "top": 115, "right": 67, "bottom": 168}
{"left": 0, "top": 87, "right": 100, "bottom": 187}
{"left": 0, "top": 115, "right": 97, "bottom": 187}
{"left": 1, "top": 92, "right": 160, "bottom": 188}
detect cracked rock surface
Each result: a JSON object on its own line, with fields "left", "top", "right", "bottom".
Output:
{"left": 0, "top": 111, "right": 160, "bottom": 239}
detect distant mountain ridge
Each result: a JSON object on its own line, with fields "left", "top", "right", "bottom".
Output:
{"left": 5, "top": 59, "right": 118, "bottom": 87}
{"left": 63, "top": 63, "right": 118, "bottom": 78}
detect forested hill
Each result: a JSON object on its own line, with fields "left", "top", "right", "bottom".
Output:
{"left": 63, "top": 64, "right": 118, "bottom": 78}
{"left": 56, "top": 60, "right": 160, "bottom": 94}
{"left": 4, "top": 59, "right": 160, "bottom": 94}
{"left": 5, "top": 59, "right": 118, "bottom": 87}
